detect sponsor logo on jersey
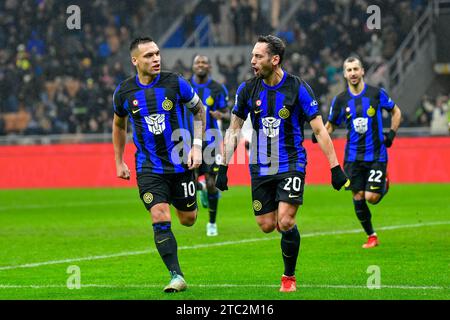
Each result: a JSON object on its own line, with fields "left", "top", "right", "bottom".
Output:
{"left": 353, "top": 117, "right": 368, "bottom": 134}
{"left": 145, "top": 114, "right": 166, "bottom": 135}
{"left": 261, "top": 117, "right": 281, "bottom": 138}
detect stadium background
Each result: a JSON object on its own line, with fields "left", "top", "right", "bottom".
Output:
{"left": 1, "top": 0, "right": 449, "bottom": 187}
{"left": 0, "top": 0, "right": 449, "bottom": 301}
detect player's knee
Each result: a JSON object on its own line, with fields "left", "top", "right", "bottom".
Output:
{"left": 179, "top": 212, "right": 197, "bottom": 226}
{"left": 150, "top": 204, "right": 171, "bottom": 223}
{"left": 257, "top": 218, "right": 276, "bottom": 233}
{"left": 205, "top": 178, "right": 216, "bottom": 193}
{"left": 277, "top": 216, "right": 295, "bottom": 232}
{"left": 353, "top": 191, "right": 365, "bottom": 201}
{"left": 366, "top": 194, "right": 381, "bottom": 204}
{"left": 256, "top": 212, "right": 277, "bottom": 233}
{"left": 259, "top": 223, "right": 276, "bottom": 233}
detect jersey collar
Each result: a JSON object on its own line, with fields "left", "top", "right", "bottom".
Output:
{"left": 191, "top": 76, "right": 212, "bottom": 88}
{"left": 135, "top": 73, "right": 161, "bottom": 89}
{"left": 347, "top": 82, "right": 367, "bottom": 98}
{"left": 262, "top": 70, "right": 287, "bottom": 90}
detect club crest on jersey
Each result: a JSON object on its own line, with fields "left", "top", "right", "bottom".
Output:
{"left": 145, "top": 114, "right": 166, "bottom": 135}
{"left": 353, "top": 117, "right": 368, "bottom": 134}
{"left": 256, "top": 100, "right": 262, "bottom": 107}
{"left": 206, "top": 96, "right": 214, "bottom": 106}
{"left": 143, "top": 192, "right": 153, "bottom": 204}
{"left": 278, "top": 106, "right": 290, "bottom": 119}
{"left": 253, "top": 200, "right": 262, "bottom": 212}
{"left": 162, "top": 97, "right": 173, "bottom": 111}
{"left": 133, "top": 99, "right": 139, "bottom": 106}
{"left": 261, "top": 117, "right": 281, "bottom": 138}
{"left": 367, "top": 106, "right": 376, "bottom": 117}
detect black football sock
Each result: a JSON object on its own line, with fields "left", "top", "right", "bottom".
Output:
{"left": 208, "top": 192, "right": 219, "bottom": 224}
{"left": 280, "top": 225, "right": 301, "bottom": 277}
{"left": 153, "top": 222, "right": 183, "bottom": 277}
{"left": 353, "top": 199, "right": 375, "bottom": 236}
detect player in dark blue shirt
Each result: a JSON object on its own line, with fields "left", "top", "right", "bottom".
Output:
{"left": 319, "top": 56, "right": 402, "bottom": 249}
{"left": 215, "top": 35, "right": 349, "bottom": 292}
{"left": 187, "top": 55, "right": 229, "bottom": 237}
{"left": 112, "top": 37, "right": 206, "bottom": 292}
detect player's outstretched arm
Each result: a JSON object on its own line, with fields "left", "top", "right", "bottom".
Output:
{"left": 188, "top": 100, "right": 206, "bottom": 170}
{"left": 310, "top": 116, "right": 348, "bottom": 190}
{"left": 112, "top": 114, "right": 130, "bottom": 180}
{"left": 215, "top": 114, "right": 245, "bottom": 191}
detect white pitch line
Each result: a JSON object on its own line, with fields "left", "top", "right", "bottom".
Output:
{"left": 0, "top": 221, "right": 448, "bottom": 272}
{"left": 0, "top": 249, "right": 155, "bottom": 271}
{"left": 0, "top": 284, "right": 446, "bottom": 290}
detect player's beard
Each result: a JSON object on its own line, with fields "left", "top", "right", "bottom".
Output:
{"left": 348, "top": 76, "right": 361, "bottom": 87}
{"left": 196, "top": 67, "right": 208, "bottom": 77}
{"left": 255, "top": 66, "right": 269, "bottom": 79}
{"left": 195, "top": 70, "right": 208, "bottom": 80}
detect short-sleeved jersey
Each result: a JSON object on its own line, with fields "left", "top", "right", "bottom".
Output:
{"left": 184, "top": 77, "right": 228, "bottom": 145}
{"left": 232, "top": 71, "right": 320, "bottom": 177}
{"left": 327, "top": 84, "right": 396, "bottom": 162}
{"left": 113, "top": 71, "right": 198, "bottom": 174}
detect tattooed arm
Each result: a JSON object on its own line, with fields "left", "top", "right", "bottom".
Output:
{"left": 187, "top": 100, "right": 206, "bottom": 170}
{"left": 190, "top": 100, "right": 206, "bottom": 142}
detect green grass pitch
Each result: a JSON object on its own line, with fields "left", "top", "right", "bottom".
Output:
{"left": 0, "top": 184, "right": 449, "bottom": 300}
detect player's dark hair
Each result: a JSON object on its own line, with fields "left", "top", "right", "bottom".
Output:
{"left": 129, "top": 37, "right": 154, "bottom": 52}
{"left": 343, "top": 56, "right": 364, "bottom": 69}
{"left": 257, "top": 35, "right": 286, "bottom": 65}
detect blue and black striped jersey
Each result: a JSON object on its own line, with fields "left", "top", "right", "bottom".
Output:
{"left": 232, "top": 71, "right": 320, "bottom": 177}
{"left": 185, "top": 77, "right": 228, "bottom": 146}
{"left": 328, "top": 84, "right": 396, "bottom": 162}
{"left": 113, "top": 71, "right": 199, "bottom": 174}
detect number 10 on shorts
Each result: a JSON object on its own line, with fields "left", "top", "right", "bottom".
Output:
{"left": 181, "top": 182, "right": 196, "bottom": 198}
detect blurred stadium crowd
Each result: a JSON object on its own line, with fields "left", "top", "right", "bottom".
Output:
{"left": 0, "top": 0, "right": 447, "bottom": 137}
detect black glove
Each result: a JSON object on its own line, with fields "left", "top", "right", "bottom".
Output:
{"left": 215, "top": 165, "right": 229, "bottom": 191}
{"left": 331, "top": 165, "right": 349, "bottom": 191}
{"left": 312, "top": 133, "right": 318, "bottom": 144}
{"left": 384, "top": 129, "right": 396, "bottom": 148}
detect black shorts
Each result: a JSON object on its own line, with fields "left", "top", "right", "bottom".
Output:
{"left": 251, "top": 172, "right": 305, "bottom": 216}
{"left": 197, "top": 162, "right": 219, "bottom": 176}
{"left": 344, "top": 161, "right": 387, "bottom": 194}
{"left": 136, "top": 171, "right": 197, "bottom": 211}
{"left": 198, "top": 144, "right": 221, "bottom": 176}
